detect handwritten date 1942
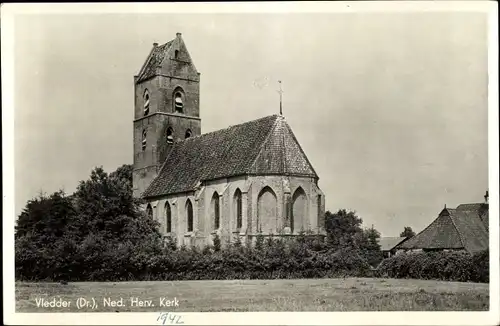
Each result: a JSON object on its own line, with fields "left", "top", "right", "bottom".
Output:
{"left": 157, "top": 312, "right": 184, "bottom": 325}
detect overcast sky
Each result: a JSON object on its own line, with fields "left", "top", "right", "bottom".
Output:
{"left": 13, "top": 10, "right": 489, "bottom": 236}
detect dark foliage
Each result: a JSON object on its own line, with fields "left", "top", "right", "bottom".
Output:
{"left": 376, "top": 250, "right": 489, "bottom": 283}
{"left": 400, "top": 226, "right": 416, "bottom": 238}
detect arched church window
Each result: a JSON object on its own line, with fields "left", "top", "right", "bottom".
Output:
{"left": 292, "top": 187, "right": 307, "bottom": 233}
{"left": 234, "top": 189, "right": 242, "bottom": 229}
{"left": 143, "top": 89, "right": 150, "bottom": 116}
{"left": 165, "top": 202, "right": 172, "bottom": 233}
{"left": 186, "top": 199, "right": 193, "bottom": 232}
{"left": 146, "top": 204, "right": 153, "bottom": 219}
{"left": 174, "top": 92, "right": 184, "bottom": 113}
{"left": 142, "top": 129, "right": 147, "bottom": 151}
{"left": 174, "top": 50, "right": 179, "bottom": 59}
{"left": 185, "top": 129, "right": 192, "bottom": 139}
{"left": 211, "top": 192, "right": 220, "bottom": 230}
{"left": 257, "top": 186, "right": 277, "bottom": 234}
{"left": 166, "top": 127, "right": 174, "bottom": 144}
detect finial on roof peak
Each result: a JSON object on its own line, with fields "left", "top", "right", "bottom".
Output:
{"left": 153, "top": 42, "right": 158, "bottom": 47}
{"left": 176, "top": 32, "right": 182, "bottom": 38}
{"left": 277, "top": 80, "right": 283, "bottom": 116}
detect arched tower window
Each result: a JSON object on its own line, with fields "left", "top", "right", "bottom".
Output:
{"left": 211, "top": 192, "right": 220, "bottom": 230}
{"left": 186, "top": 199, "right": 193, "bottom": 232}
{"left": 146, "top": 204, "right": 153, "bottom": 220}
{"left": 143, "top": 89, "right": 150, "bottom": 116}
{"left": 165, "top": 202, "right": 172, "bottom": 233}
{"left": 142, "top": 129, "right": 147, "bottom": 151}
{"left": 173, "top": 88, "right": 184, "bottom": 113}
{"left": 234, "top": 189, "right": 242, "bottom": 230}
{"left": 174, "top": 50, "right": 179, "bottom": 59}
{"left": 166, "top": 127, "right": 174, "bottom": 144}
{"left": 185, "top": 129, "right": 192, "bottom": 139}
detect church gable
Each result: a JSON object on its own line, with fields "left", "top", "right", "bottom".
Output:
{"left": 250, "top": 116, "right": 317, "bottom": 177}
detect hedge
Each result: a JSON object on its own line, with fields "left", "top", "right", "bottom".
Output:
{"left": 16, "top": 235, "right": 372, "bottom": 282}
{"left": 376, "top": 250, "right": 489, "bottom": 283}
{"left": 16, "top": 234, "right": 489, "bottom": 283}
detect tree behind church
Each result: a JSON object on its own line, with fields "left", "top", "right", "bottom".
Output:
{"left": 324, "top": 209, "right": 364, "bottom": 251}
{"left": 324, "top": 209, "right": 383, "bottom": 267}
{"left": 400, "top": 226, "right": 416, "bottom": 238}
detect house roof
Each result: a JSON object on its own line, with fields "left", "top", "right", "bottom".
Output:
{"left": 378, "top": 237, "right": 408, "bottom": 251}
{"left": 398, "top": 203, "right": 489, "bottom": 253}
{"left": 142, "top": 114, "right": 318, "bottom": 198}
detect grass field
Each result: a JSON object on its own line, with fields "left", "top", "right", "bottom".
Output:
{"left": 16, "top": 278, "right": 489, "bottom": 312}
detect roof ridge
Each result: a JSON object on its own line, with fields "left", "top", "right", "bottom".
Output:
{"left": 401, "top": 208, "right": 450, "bottom": 248}
{"left": 248, "top": 116, "right": 282, "bottom": 173}
{"left": 283, "top": 120, "right": 319, "bottom": 178}
{"left": 179, "top": 115, "right": 280, "bottom": 143}
{"left": 447, "top": 209, "right": 467, "bottom": 249}
{"left": 136, "top": 45, "right": 157, "bottom": 80}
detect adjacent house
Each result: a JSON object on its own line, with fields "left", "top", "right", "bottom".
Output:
{"left": 378, "top": 237, "right": 408, "bottom": 258}
{"left": 397, "top": 198, "right": 489, "bottom": 254}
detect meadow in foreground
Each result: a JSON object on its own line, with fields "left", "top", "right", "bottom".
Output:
{"left": 16, "top": 277, "right": 489, "bottom": 312}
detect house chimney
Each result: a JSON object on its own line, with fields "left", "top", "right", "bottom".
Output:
{"left": 484, "top": 190, "right": 489, "bottom": 204}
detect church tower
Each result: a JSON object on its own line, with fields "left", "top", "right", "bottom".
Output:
{"left": 133, "top": 33, "right": 201, "bottom": 198}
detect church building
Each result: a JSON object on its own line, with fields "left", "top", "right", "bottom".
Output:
{"left": 132, "top": 33, "right": 325, "bottom": 247}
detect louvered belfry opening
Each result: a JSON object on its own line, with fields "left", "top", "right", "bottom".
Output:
{"left": 174, "top": 92, "right": 183, "bottom": 113}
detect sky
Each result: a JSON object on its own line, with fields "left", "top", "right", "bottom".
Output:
{"left": 12, "top": 10, "right": 489, "bottom": 236}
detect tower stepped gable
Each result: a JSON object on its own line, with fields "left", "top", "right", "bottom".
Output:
{"left": 135, "top": 33, "right": 199, "bottom": 84}
{"left": 142, "top": 115, "right": 319, "bottom": 199}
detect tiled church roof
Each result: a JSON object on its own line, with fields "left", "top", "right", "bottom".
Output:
{"left": 142, "top": 115, "right": 318, "bottom": 198}
{"left": 398, "top": 203, "right": 489, "bottom": 253}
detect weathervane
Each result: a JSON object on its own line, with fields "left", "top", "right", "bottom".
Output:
{"left": 277, "top": 80, "right": 283, "bottom": 115}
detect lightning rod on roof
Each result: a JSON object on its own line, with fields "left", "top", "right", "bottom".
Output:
{"left": 277, "top": 80, "right": 283, "bottom": 115}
